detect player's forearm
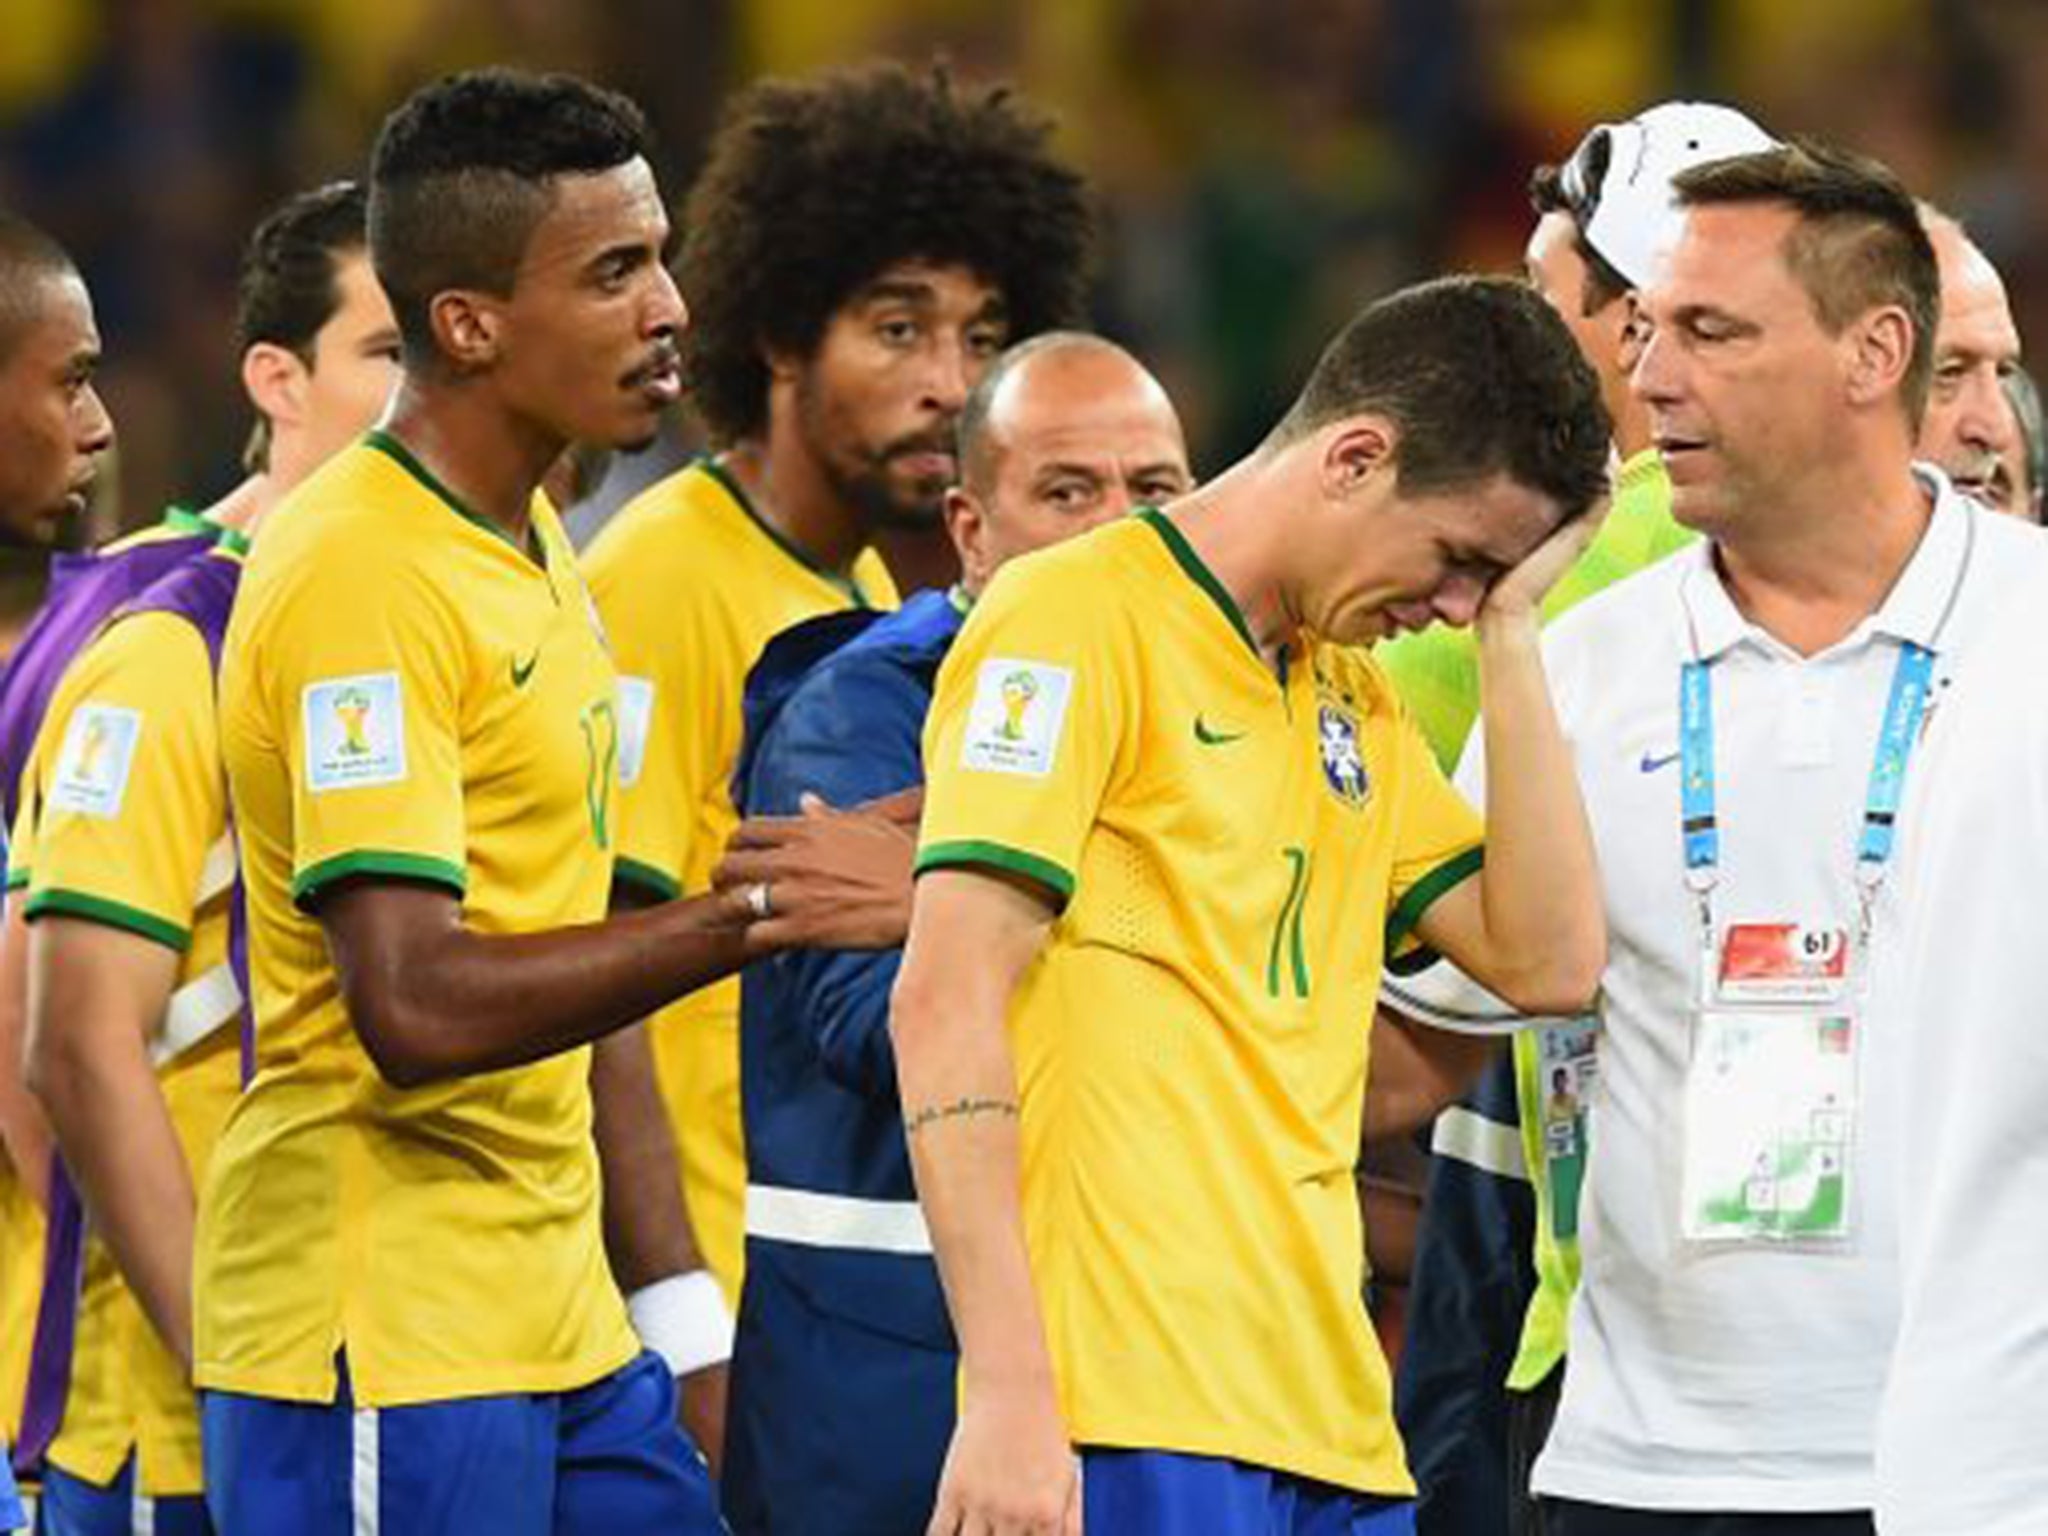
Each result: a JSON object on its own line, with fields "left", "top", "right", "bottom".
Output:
{"left": 331, "top": 888, "right": 751, "bottom": 1088}
{"left": 590, "top": 1023, "right": 703, "bottom": 1286}
{"left": 24, "top": 1019, "right": 195, "bottom": 1368}
{"left": 590, "top": 1023, "right": 730, "bottom": 1473}
{"left": 893, "top": 975, "right": 1056, "bottom": 1398}
{"left": 1473, "top": 613, "right": 1604, "bottom": 1012}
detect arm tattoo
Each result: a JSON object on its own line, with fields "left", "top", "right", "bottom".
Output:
{"left": 903, "top": 1096, "right": 1020, "bottom": 1137}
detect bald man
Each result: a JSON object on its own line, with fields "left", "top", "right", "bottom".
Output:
{"left": 715, "top": 333, "right": 1190, "bottom": 1535}
{"left": 1919, "top": 210, "right": 2025, "bottom": 513}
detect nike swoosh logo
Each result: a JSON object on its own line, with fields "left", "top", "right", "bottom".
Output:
{"left": 511, "top": 649, "right": 541, "bottom": 687}
{"left": 1639, "top": 749, "right": 1679, "bottom": 773}
{"left": 1194, "top": 715, "right": 1246, "bottom": 746}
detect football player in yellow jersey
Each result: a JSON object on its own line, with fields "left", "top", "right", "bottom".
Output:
{"left": 6, "top": 181, "right": 397, "bottom": 1536}
{"left": 583, "top": 60, "right": 1094, "bottom": 1318}
{"left": 0, "top": 204, "right": 116, "bottom": 1215}
{"left": 196, "top": 71, "right": 900, "bottom": 1535}
{"left": 0, "top": 206, "right": 115, "bottom": 1531}
{"left": 896, "top": 276, "right": 1613, "bottom": 1536}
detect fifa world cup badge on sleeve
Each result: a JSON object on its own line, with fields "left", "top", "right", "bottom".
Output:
{"left": 960, "top": 659, "right": 1072, "bottom": 778}
{"left": 48, "top": 703, "right": 142, "bottom": 819}
{"left": 304, "top": 672, "right": 407, "bottom": 792}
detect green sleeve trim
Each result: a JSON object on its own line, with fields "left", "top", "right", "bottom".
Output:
{"left": 24, "top": 888, "right": 190, "bottom": 952}
{"left": 4, "top": 865, "right": 29, "bottom": 892}
{"left": 1383, "top": 943, "right": 1446, "bottom": 978}
{"left": 1385, "top": 844, "right": 1484, "bottom": 953}
{"left": 292, "top": 849, "right": 466, "bottom": 911}
{"left": 613, "top": 856, "right": 682, "bottom": 904}
{"left": 915, "top": 839, "right": 1075, "bottom": 906}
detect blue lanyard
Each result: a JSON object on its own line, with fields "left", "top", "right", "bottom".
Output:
{"left": 1678, "top": 641, "right": 1937, "bottom": 899}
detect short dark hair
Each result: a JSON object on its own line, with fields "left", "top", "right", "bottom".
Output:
{"left": 238, "top": 181, "right": 371, "bottom": 472}
{"left": 1270, "top": 275, "right": 1610, "bottom": 519}
{"left": 369, "top": 68, "right": 651, "bottom": 367}
{"left": 1674, "top": 139, "right": 1938, "bottom": 427}
{"left": 238, "top": 181, "right": 369, "bottom": 357}
{"left": 679, "top": 60, "right": 1095, "bottom": 445}
{"left": 1528, "top": 162, "right": 1631, "bottom": 317}
{"left": 0, "top": 208, "right": 79, "bottom": 366}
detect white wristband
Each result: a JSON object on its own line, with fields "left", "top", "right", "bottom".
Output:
{"left": 627, "top": 1271, "right": 734, "bottom": 1377}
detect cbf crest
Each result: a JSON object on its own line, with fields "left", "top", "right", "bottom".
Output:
{"left": 1318, "top": 703, "right": 1370, "bottom": 807}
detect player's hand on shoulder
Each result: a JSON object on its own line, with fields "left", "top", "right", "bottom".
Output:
{"left": 715, "top": 788, "right": 918, "bottom": 956}
{"left": 926, "top": 1389, "right": 1081, "bottom": 1536}
{"left": 855, "top": 783, "right": 924, "bottom": 830}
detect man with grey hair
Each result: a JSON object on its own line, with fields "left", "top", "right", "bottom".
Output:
{"left": 715, "top": 332, "right": 1190, "bottom": 1534}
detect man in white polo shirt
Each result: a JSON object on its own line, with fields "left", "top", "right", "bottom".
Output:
{"left": 1869, "top": 486, "right": 2048, "bottom": 1533}
{"left": 1395, "top": 139, "right": 2048, "bottom": 1535}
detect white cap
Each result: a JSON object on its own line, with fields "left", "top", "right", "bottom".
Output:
{"left": 1560, "top": 102, "right": 1777, "bottom": 288}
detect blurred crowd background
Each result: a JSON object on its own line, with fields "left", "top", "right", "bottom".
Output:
{"left": 1, "top": 0, "right": 2040, "bottom": 541}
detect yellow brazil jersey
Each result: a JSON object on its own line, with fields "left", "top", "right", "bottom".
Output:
{"left": 916, "top": 510, "right": 1484, "bottom": 1494}
{"left": 195, "top": 432, "right": 637, "bottom": 1407}
{"left": 19, "top": 593, "right": 244, "bottom": 1495}
{"left": 581, "top": 459, "right": 896, "bottom": 1303}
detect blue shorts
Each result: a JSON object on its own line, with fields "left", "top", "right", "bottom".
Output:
{"left": 200, "top": 1351, "right": 721, "bottom": 1536}
{"left": 722, "top": 1250, "right": 953, "bottom": 1533}
{"left": 1081, "top": 1449, "right": 1416, "bottom": 1536}
{"left": 36, "top": 1458, "right": 211, "bottom": 1535}
{"left": 1, "top": 1460, "right": 22, "bottom": 1534}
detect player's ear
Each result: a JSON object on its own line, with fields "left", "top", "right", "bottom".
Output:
{"left": 429, "top": 289, "right": 502, "bottom": 371}
{"left": 762, "top": 337, "right": 804, "bottom": 386}
{"left": 944, "top": 485, "right": 991, "bottom": 591}
{"left": 1319, "top": 415, "right": 1397, "bottom": 504}
{"left": 242, "top": 342, "right": 310, "bottom": 436}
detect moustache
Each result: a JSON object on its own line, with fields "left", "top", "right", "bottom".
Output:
{"left": 883, "top": 434, "right": 956, "bottom": 464}
{"left": 622, "top": 343, "right": 683, "bottom": 389}
{"left": 1947, "top": 447, "right": 2002, "bottom": 485}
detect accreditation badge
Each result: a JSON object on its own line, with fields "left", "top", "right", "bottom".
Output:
{"left": 1680, "top": 923, "right": 1858, "bottom": 1246}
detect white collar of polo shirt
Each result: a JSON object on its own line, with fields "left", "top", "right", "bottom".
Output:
{"left": 1677, "top": 463, "right": 1977, "bottom": 664}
